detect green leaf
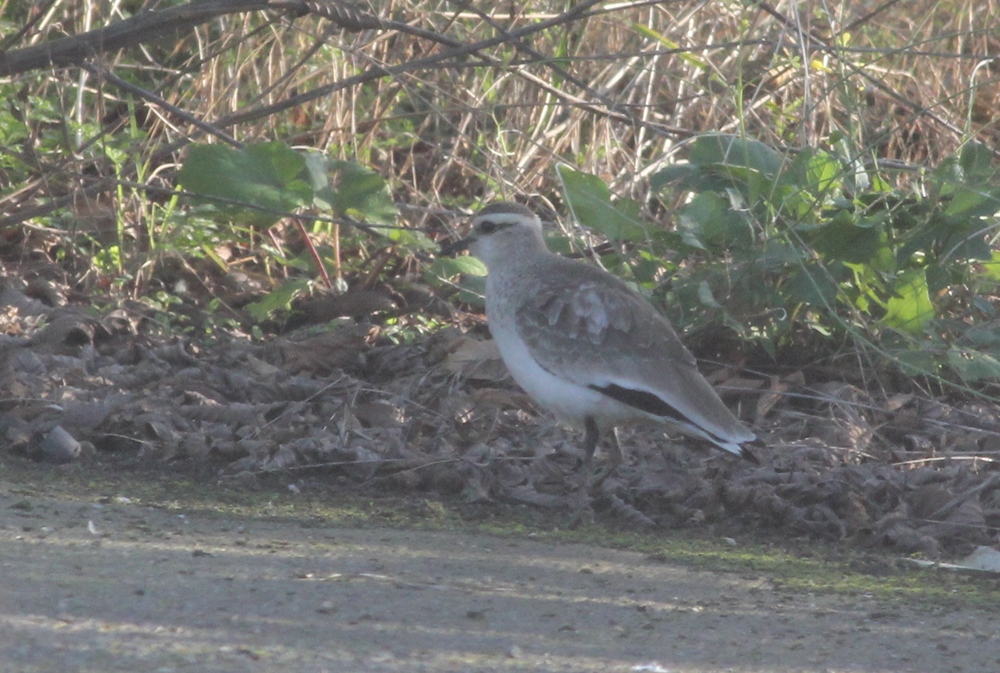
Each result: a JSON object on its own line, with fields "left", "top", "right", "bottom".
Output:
{"left": 810, "top": 219, "right": 886, "bottom": 264}
{"left": 664, "top": 135, "right": 788, "bottom": 211}
{"left": 697, "top": 280, "right": 722, "bottom": 308}
{"left": 426, "top": 255, "right": 487, "bottom": 280}
{"left": 244, "top": 278, "right": 310, "bottom": 322}
{"left": 961, "top": 325, "right": 1000, "bottom": 349}
{"left": 943, "top": 185, "right": 1000, "bottom": 219}
{"left": 384, "top": 227, "right": 436, "bottom": 250}
{"left": 255, "top": 142, "right": 306, "bottom": 184}
{"left": 892, "top": 349, "right": 940, "bottom": 377}
{"left": 959, "top": 141, "right": 996, "bottom": 184}
{"left": 882, "top": 269, "right": 934, "bottom": 334}
{"left": 982, "top": 250, "right": 1000, "bottom": 282}
{"left": 782, "top": 262, "right": 839, "bottom": 306}
{"left": 453, "top": 274, "right": 486, "bottom": 307}
{"left": 687, "top": 134, "right": 784, "bottom": 179}
{"left": 946, "top": 348, "right": 1000, "bottom": 383}
{"left": 178, "top": 142, "right": 312, "bottom": 228}
{"left": 677, "top": 191, "right": 751, "bottom": 249}
{"left": 787, "top": 148, "right": 843, "bottom": 199}
{"left": 924, "top": 262, "right": 952, "bottom": 295}
{"left": 649, "top": 164, "right": 701, "bottom": 191}
{"left": 650, "top": 163, "right": 738, "bottom": 196}
{"left": 313, "top": 159, "right": 396, "bottom": 224}
{"left": 630, "top": 249, "right": 673, "bottom": 286}
{"left": 557, "top": 166, "right": 647, "bottom": 241}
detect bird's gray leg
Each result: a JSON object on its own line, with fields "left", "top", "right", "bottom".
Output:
{"left": 564, "top": 417, "right": 602, "bottom": 529}
{"left": 579, "top": 416, "right": 601, "bottom": 486}
{"left": 590, "top": 427, "right": 623, "bottom": 488}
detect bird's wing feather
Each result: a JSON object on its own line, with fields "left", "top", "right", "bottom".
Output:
{"left": 513, "top": 260, "right": 755, "bottom": 446}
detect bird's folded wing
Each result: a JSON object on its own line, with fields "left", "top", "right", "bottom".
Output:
{"left": 514, "top": 270, "right": 754, "bottom": 443}
{"left": 514, "top": 270, "right": 694, "bottom": 377}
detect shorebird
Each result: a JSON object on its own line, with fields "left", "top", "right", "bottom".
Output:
{"left": 442, "top": 201, "right": 759, "bottom": 488}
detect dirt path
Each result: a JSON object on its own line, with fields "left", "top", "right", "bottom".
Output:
{"left": 1, "top": 471, "right": 998, "bottom": 673}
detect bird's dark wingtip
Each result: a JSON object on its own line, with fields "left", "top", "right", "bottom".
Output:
{"left": 740, "top": 438, "right": 763, "bottom": 464}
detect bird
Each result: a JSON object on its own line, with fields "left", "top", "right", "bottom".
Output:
{"left": 442, "top": 201, "right": 760, "bottom": 490}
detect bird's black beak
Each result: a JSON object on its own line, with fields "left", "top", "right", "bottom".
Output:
{"left": 439, "top": 235, "right": 473, "bottom": 256}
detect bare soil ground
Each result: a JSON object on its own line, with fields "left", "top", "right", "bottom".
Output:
{"left": 2, "top": 459, "right": 999, "bottom": 673}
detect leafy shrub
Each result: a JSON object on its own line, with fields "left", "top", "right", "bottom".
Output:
{"left": 557, "top": 136, "right": 1000, "bottom": 385}
{"left": 177, "top": 140, "right": 428, "bottom": 321}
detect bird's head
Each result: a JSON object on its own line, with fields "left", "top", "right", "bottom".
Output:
{"left": 440, "top": 202, "right": 547, "bottom": 269}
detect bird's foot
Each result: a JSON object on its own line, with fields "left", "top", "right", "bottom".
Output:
{"left": 588, "top": 459, "right": 619, "bottom": 490}
{"left": 561, "top": 489, "right": 594, "bottom": 529}
{"left": 560, "top": 458, "right": 621, "bottom": 529}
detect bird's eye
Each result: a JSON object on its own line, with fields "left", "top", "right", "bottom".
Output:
{"left": 478, "top": 219, "right": 498, "bottom": 234}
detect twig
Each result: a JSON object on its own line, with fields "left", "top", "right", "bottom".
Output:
{"left": 0, "top": 0, "right": 365, "bottom": 77}
{"left": 80, "top": 62, "right": 241, "bottom": 148}
{"left": 925, "top": 473, "right": 1000, "bottom": 523}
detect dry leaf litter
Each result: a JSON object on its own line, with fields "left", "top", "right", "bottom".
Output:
{"left": 3, "top": 275, "right": 1000, "bottom": 560}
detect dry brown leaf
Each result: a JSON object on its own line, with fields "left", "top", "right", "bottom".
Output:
{"left": 353, "top": 401, "right": 405, "bottom": 428}
{"left": 755, "top": 375, "right": 788, "bottom": 423}
{"left": 442, "top": 337, "right": 509, "bottom": 382}
{"left": 296, "top": 289, "right": 398, "bottom": 322}
{"left": 470, "top": 388, "right": 531, "bottom": 410}
{"left": 269, "top": 324, "right": 372, "bottom": 375}
{"left": 885, "top": 393, "right": 914, "bottom": 412}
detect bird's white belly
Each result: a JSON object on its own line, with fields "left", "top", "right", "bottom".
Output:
{"left": 488, "top": 318, "right": 630, "bottom": 427}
